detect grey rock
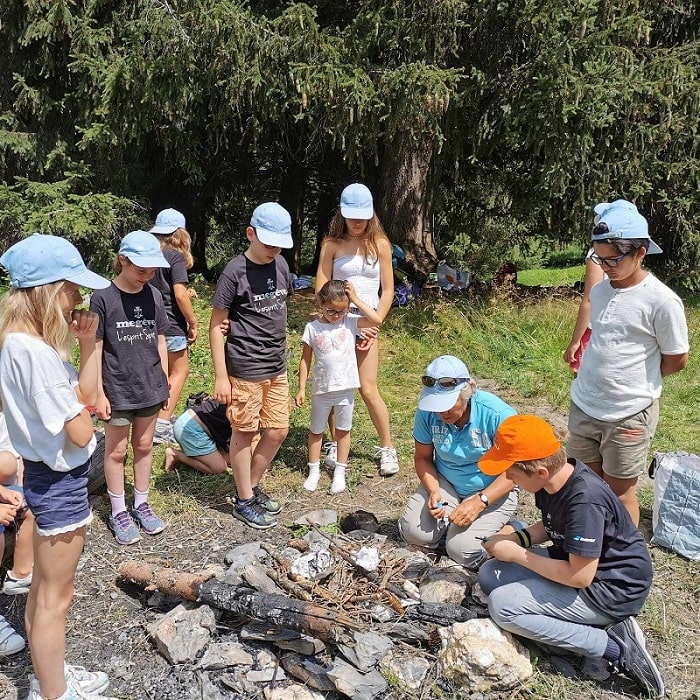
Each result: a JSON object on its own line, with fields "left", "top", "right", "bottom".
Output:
{"left": 146, "top": 603, "right": 217, "bottom": 665}
{"left": 294, "top": 509, "right": 338, "bottom": 527}
{"left": 198, "top": 672, "right": 231, "bottom": 700}
{"left": 382, "top": 654, "right": 432, "bottom": 691}
{"left": 279, "top": 653, "right": 336, "bottom": 691}
{"left": 223, "top": 541, "right": 265, "bottom": 584}
{"left": 241, "top": 622, "right": 326, "bottom": 656}
{"left": 337, "top": 631, "right": 393, "bottom": 673}
{"left": 550, "top": 655, "right": 577, "bottom": 679}
{"left": 326, "top": 658, "right": 388, "bottom": 700}
{"left": 247, "top": 666, "right": 288, "bottom": 683}
{"left": 198, "top": 641, "right": 254, "bottom": 669}
{"left": 419, "top": 566, "right": 475, "bottom": 604}
{"left": 264, "top": 685, "right": 326, "bottom": 700}
{"left": 242, "top": 562, "right": 285, "bottom": 594}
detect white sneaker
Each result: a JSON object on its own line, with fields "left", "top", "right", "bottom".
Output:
{"left": 0, "top": 613, "right": 25, "bottom": 656}
{"left": 323, "top": 441, "right": 337, "bottom": 470}
{"left": 29, "top": 666, "right": 111, "bottom": 697}
{"left": 27, "top": 678, "right": 117, "bottom": 699}
{"left": 375, "top": 446, "right": 399, "bottom": 476}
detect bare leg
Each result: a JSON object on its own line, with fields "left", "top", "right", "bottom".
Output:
{"left": 131, "top": 414, "right": 159, "bottom": 493}
{"left": 103, "top": 423, "right": 131, "bottom": 500}
{"left": 603, "top": 474, "right": 640, "bottom": 526}
{"left": 159, "top": 349, "right": 189, "bottom": 422}
{"left": 307, "top": 432, "right": 324, "bottom": 465}
{"left": 250, "top": 427, "right": 288, "bottom": 489}
{"left": 25, "top": 526, "right": 85, "bottom": 699}
{"left": 356, "top": 340, "right": 393, "bottom": 448}
{"left": 165, "top": 446, "right": 228, "bottom": 475}
{"left": 10, "top": 509, "right": 34, "bottom": 579}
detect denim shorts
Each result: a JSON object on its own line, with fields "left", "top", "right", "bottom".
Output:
{"left": 109, "top": 402, "right": 161, "bottom": 426}
{"left": 0, "top": 484, "right": 26, "bottom": 535}
{"left": 23, "top": 459, "right": 93, "bottom": 536}
{"left": 173, "top": 410, "right": 217, "bottom": 457}
{"left": 166, "top": 336, "right": 188, "bottom": 352}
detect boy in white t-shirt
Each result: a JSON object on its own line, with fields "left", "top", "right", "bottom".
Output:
{"left": 568, "top": 200, "right": 689, "bottom": 524}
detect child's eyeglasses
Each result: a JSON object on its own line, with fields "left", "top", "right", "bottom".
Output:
{"left": 324, "top": 308, "right": 345, "bottom": 316}
{"left": 421, "top": 376, "right": 468, "bottom": 389}
{"left": 590, "top": 252, "right": 630, "bottom": 268}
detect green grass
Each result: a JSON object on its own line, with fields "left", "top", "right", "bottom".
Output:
{"left": 517, "top": 264, "right": 586, "bottom": 287}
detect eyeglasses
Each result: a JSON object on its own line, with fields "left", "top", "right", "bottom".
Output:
{"left": 324, "top": 308, "right": 346, "bottom": 316}
{"left": 421, "top": 376, "right": 468, "bottom": 389}
{"left": 590, "top": 252, "right": 630, "bottom": 268}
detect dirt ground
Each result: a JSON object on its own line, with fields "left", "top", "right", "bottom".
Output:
{"left": 0, "top": 383, "right": 697, "bottom": 699}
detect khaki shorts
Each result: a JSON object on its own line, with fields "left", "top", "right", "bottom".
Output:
{"left": 227, "top": 373, "right": 291, "bottom": 432}
{"left": 567, "top": 400, "right": 659, "bottom": 480}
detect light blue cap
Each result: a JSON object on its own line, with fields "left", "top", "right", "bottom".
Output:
{"left": 418, "top": 355, "right": 471, "bottom": 412}
{"left": 340, "top": 183, "right": 374, "bottom": 220}
{"left": 250, "top": 202, "right": 293, "bottom": 249}
{"left": 150, "top": 208, "right": 186, "bottom": 235}
{"left": 0, "top": 234, "right": 110, "bottom": 289}
{"left": 119, "top": 231, "right": 170, "bottom": 268}
{"left": 592, "top": 200, "right": 662, "bottom": 254}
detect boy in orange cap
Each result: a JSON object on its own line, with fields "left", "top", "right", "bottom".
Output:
{"left": 477, "top": 415, "right": 663, "bottom": 698}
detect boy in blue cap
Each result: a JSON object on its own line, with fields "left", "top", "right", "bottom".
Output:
{"left": 568, "top": 200, "right": 689, "bottom": 525}
{"left": 210, "top": 203, "right": 293, "bottom": 529}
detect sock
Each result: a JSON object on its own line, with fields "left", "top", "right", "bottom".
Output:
{"left": 108, "top": 490, "right": 126, "bottom": 516}
{"left": 133, "top": 488, "right": 149, "bottom": 509}
{"left": 603, "top": 637, "right": 621, "bottom": 662}
{"left": 330, "top": 463, "right": 347, "bottom": 494}
{"left": 303, "top": 462, "right": 321, "bottom": 492}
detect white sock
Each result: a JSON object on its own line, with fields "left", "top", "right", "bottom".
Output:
{"left": 303, "top": 462, "right": 321, "bottom": 492}
{"left": 133, "top": 488, "right": 149, "bottom": 509}
{"left": 108, "top": 490, "right": 126, "bottom": 516}
{"left": 330, "top": 463, "right": 347, "bottom": 494}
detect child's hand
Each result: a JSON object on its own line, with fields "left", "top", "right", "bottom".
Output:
{"left": 0, "top": 502, "right": 18, "bottom": 526}
{"left": 295, "top": 390, "right": 306, "bottom": 407}
{"left": 0, "top": 484, "right": 22, "bottom": 509}
{"left": 218, "top": 318, "right": 230, "bottom": 336}
{"left": 187, "top": 323, "right": 198, "bottom": 345}
{"left": 94, "top": 394, "right": 112, "bottom": 421}
{"left": 214, "top": 377, "right": 232, "bottom": 406}
{"left": 344, "top": 281, "right": 357, "bottom": 302}
{"left": 70, "top": 309, "right": 99, "bottom": 340}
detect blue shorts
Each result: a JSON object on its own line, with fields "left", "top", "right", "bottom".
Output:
{"left": 0, "top": 484, "right": 26, "bottom": 534}
{"left": 23, "top": 460, "right": 93, "bottom": 536}
{"left": 173, "top": 411, "right": 217, "bottom": 457}
{"left": 166, "top": 336, "right": 188, "bottom": 352}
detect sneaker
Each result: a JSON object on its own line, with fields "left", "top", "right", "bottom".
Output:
{"left": 607, "top": 617, "right": 665, "bottom": 697}
{"left": 0, "top": 613, "right": 25, "bottom": 656}
{"left": 2, "top": 570, "right": 32, "bottom": 595}
{"left": 27, "top": 679, "right": 117, "bottom": 699}
{"left": 233, "top": 498, "right": 277, "bottom": 530}
{"left": 375, "top": 446, "right": 400, "bottom": 476}
{"left": 323, "top": 441, "right": 337, "bottom": 470}
{"left": 252, "top": 485, "right": 282, "bottom": 515}
{"left": 130, "top": 502, "right": 166, "bottom": 535}
{"left": 29, "top": 666, "right": 110, "bottom": 696}
{"left": 107, "top": 510, "right": 141, "bottom": 545}
{"left": 153, "top": 418, "right": 177, "bottom": 445}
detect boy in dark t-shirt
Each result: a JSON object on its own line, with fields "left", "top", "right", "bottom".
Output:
{"left": 476, "top": 415, "right": 664, "bottom": 699}
{"left": 210, "top": 202, "right": 293, "bottom": 530}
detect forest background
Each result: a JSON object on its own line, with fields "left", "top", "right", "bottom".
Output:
{"left": 0, "top": 0, "right": 699, "bottom": 283}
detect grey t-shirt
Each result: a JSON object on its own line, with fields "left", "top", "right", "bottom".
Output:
{"left": 91, "top": 283, "right": 170, "bottom": 410}
{"left": 150, "top": 247, "right": 189, "bottom": 337}
{"left": 212, "top": 253, "right": 292, "bottom": 380}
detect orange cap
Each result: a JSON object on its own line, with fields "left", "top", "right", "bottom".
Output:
{"left": 478, "top": 415, "right": 561, "bottom": 476}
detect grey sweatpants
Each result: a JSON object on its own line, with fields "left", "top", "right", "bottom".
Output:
{"left": 478, "top": 555, "right": 617, "bottom": 658}
{"left": 397, "top": 474, "right": 518, "bottom": 569}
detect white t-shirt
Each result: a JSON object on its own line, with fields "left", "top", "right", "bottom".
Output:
{"left": 0, "top": 333, "right": 96, "bottom": 471}
{"left": 571, "top": 274, "right": 689, "bottom": 421}
{"left": 0, "top": 412, "right": 19, "bottom": 458}
{"left": 301, "top": 315, "right": 361, "bottom": 395}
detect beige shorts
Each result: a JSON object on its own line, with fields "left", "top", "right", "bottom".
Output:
{"left": 227, "top": 373, "right": 291, "bottom": 432}
{"left": 567, "top": 400, "right": 659, "bottom": 480}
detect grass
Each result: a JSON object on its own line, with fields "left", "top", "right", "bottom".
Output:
{"left": 517, "top": 264, "right": 586, "bottom": 287}
{"left": 150, "top": 275, "right": 699, "bottom": 699}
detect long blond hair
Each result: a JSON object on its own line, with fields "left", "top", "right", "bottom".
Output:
{"left": 0, "top": 282, "right": 74, "bottom": 360}
{"left": 158, "top": 228, "right": 194, "bottom": 269}
{"left": 327, "top": 211, "right": 388, "bottom": 262}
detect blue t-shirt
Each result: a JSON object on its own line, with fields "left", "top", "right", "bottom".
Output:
{"left": 413, "top": 390, "right": 516, "bottom": 496}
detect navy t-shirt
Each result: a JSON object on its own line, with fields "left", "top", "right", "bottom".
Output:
{"left": 212, "top": 254, "right": 292, "bottom": 380}
{"left": 150, "top": 248, "right": 189, "bottom": 337}
{"left": 91, "top": 283, "right": 170, "bottom": 410}
{"left": 536, "top": 459, "right": 652, "bottom": 618}
{"left": 194, "top": 398, "right": 231, "bottom": 451}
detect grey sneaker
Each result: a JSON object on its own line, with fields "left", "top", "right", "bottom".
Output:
{"left": 323, "top": 441, "right": 337, "bottom": 470}
{"left": 233, "top": 498, "right": 277, "bottom": 530}
{"left": 607, "top": 617, "right": 665, "bottom": 697}
{"left": 252, "top": 485, "right": 282, "bottom": 515}
{"left": 153, "top": 418, "right": 177, "bottom": 445}
{"left": 131, "top": 502, "right": 166, "bottom": 535}
{"left": 108, "top": 510, "right": 141, "bottom": 545}
{"left": 0, "top": 613, "right": 25, "bottom": 656}
{"left": 2, "top": 571, "right": 32, "bottom": 595}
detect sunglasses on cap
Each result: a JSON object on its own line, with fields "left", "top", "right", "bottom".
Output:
{"left": 421, "top": 376, "right": 468, "bottom": 389}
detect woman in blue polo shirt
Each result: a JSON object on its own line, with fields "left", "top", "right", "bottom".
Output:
{"left": 398, "top": 355, "right": 518, "bottom": 569}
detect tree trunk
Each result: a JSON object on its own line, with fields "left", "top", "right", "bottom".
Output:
{"left": 377, "top": 131, "right": 437, "bottom": 274}
{"left": 279, "top": 159, "right": 306, "bottom": 275}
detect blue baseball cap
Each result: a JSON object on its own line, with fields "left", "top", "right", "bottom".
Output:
{"left": 119, "top": 231, "right": 170, "bottom": 268}
{"left": 0, "top": 234, "right": 110, "bottom": 289}
{"left": 250, "top": 202, "right": 293, "bottom": 249}
{"left": 340, "top": 183, "right": 374, "bottom": 220}
{"left": 418, "top": 355, "right": 471, "bottom": 412}
{"left": 591, "top": 200, "right": 662, "bottom": 254}
{"left": 150, "top": 208, "right": 186, "bottom": 235}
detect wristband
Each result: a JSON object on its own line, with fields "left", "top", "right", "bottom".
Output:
{"left": 514, "top": 529, "right": 532, "bottom": 548}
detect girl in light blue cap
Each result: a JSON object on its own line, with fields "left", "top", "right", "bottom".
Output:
{"left": 0, "top": 234, "right": 116, "bottom": 699}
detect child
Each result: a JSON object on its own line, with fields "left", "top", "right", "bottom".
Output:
{"left": 149, "top": 209, "right": 198, "bottom": 444}
{"left": 295, "top": 280, "right": 382, "bottom": 493}
{"left": 91, "top": 231, "right": 171, "bottom": 545}
{"left": 165, "top": 398, "right": 231, "bottom": 475}
{"left": 477, "top": 414, "right": 664, "bottom": 698}
{"left": 0, "top": 234, "right": 115, "bottom": 698}
{"left": 210, "top": 202, "right": 293, "bottom": 530}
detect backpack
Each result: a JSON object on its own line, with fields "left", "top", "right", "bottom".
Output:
{"left": 649, "top": 451, "right": 700, "bottom": 561}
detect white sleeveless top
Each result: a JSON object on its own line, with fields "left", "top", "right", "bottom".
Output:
{"left": 332, "top": 254, "right": 380, "bottom": 310}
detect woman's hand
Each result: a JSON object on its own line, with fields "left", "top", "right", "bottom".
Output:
{"left": 427, "top": 491, "right": 448, "bottom": 520}
{"left": 70, "top": 309, "right": 99, "bottom": 340}
{"left": 448, "top": 494, "right": 485, "bottom": 528}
